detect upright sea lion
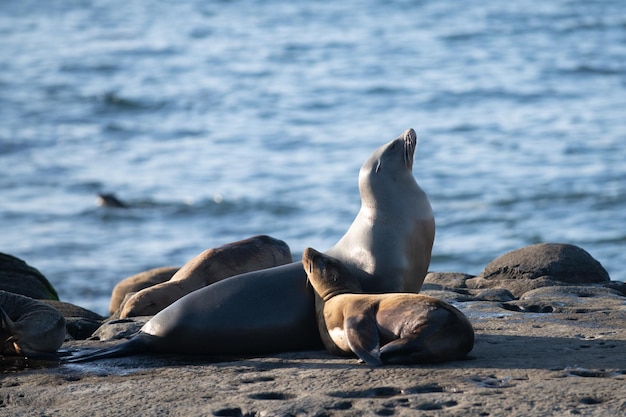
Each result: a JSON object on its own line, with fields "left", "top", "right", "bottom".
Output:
{"left": 0, "top": 291, "right": 66, "bottom": 359}
{"left": 119, "top": 235, "right": 293, "bottom": 318}
{"left": 67, "top": 129, "right": 435, "bottom": 362}
{"left": 326, "top": 128, "right": 435, "bottom": 293}
{"left": 302, "top": 248, "right": 474, "bottom": 366}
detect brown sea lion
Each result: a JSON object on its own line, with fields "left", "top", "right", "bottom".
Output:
{"left": 119, "top": 235, "right": 293, "bottom": 318}
{"left": 303, "top": 248, "right": 474, "bottom": 366}
{"left": 109, "top": 266, "right": 180, "bottom": 315}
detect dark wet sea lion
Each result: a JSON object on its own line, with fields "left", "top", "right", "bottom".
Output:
{"left": 302, "top": 247, "right": 474, "bottom": 366}
{"left": 67, "top": 129, "right": 435, "bottom": 362}
{"left": 96, "top": 193, "right": 127, "bottom": 208}
{"left": 1, "top": 291, "right": 66, "bottom": 359}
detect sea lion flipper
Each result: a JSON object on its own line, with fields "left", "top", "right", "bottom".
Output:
{"left": 380, "top": 334, "right": 454, "bottom": 364}
{"left": 379, "top": 336, "right": 426, "bottom": 364}
{"left": 0, "top": 306, "right": 15, "bottom": 332}
{"left": 345, "top": 314, "right": 382, "bottom": 366}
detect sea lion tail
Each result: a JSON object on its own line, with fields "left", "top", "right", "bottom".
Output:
{"left": 64, "top": 335, "right": 151, "bottom": 363}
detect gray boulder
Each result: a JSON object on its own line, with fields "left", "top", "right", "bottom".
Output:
{"left": 466, "top": 243, "right": 610, "bottom": 298}
{"left": 0, "top": 253, "right": 59, "bottom": 300}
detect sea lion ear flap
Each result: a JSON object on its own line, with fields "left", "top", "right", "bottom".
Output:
{"left": 345, "top": 314, "right": 383, "bottom": 366}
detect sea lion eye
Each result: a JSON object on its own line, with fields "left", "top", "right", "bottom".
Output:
{"left": 375, "top": 161, "right": 381, "bottom": 173}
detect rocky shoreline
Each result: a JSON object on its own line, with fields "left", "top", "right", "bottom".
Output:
{"left": 1, "top": 243, "right": 625, "bottom": 416}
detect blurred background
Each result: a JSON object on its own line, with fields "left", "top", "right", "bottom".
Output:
{"left": 1, "top": 0, "right": 624, "bottom": 315}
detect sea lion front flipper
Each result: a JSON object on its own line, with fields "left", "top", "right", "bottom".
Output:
{"left": 344, "top": 314, "right": 382, "bottom": 366}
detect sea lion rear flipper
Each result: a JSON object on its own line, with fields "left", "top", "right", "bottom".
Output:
{"left": 344, "top": 314, "right": 382, "bottom": 366}
{"left": 379, "top": 336, "right": 428, "bottom": 364}
{"left": 0, "top": 306, "right": 16, "bottom": 332}
{"left": 64, "top": 334, "right": 150, "bottom": 363}
{"left": 380, "top": 333, "right": 454, "bottom": 364}
{"left": 18, "top": 347, "right": 60, "bottom": 361}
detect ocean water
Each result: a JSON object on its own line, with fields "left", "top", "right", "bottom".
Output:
{"left": 1, "top": 0, "right": 624, "bottom": 316}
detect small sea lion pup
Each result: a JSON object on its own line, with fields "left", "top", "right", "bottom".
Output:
{"left": 0, "top": 290, "right": 66, "bottom": 359}
{"left": 302, "top": 248, "right": 474, "bottom": 366}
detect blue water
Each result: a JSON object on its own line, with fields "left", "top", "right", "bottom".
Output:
{"left": 1, "top": 0, "right": 624, "bottom": 316}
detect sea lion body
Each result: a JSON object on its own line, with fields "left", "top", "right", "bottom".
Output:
{"left": 326, "top": 128, "right": 434, "bottom": 292}
{"left": 109, "top": 266, "right": 180, "bottom": 315}
{"left": 0, "top": 290, "right": 66, "bottom": 359}
{"left": 119, "top": 235, "right": 293, "bottom": 318}
{"left": 68, "top": 129, "right": 435, "bottom": 362}
{"left": 303, "top": 248, "right": 474, "bottom": 366}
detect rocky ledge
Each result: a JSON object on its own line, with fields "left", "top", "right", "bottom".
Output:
{"left": 1, "top": 243, "right": 625, "bottom": 416}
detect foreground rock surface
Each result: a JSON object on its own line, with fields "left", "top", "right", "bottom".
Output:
{"left": 2, "top": 295, "right": 624, "bottom": 416}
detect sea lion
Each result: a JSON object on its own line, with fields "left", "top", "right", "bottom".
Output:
{"left": 0, "top": 291, "right": 66, "bottom": 359}
{"left": 96, "top": 193, "right": 127, "bottom": 208}
{"left": 302, "top": 247, "right": 474, "bottom": 366}
{"left": 326, "top": 127, "right": 435, "bottom": 293}
{"left": 67, "top": 129, "right": 435, "bottom": 362}
{"left": 109, "top": 266, "right": 180, "bottom": 315}
{"left": 119, "top": 235, "right": 293, "bottom": 318}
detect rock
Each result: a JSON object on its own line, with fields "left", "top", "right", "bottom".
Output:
{"left": 466, "top": 243, "right": 610, "bottom": 298}
{"left": 109, "top": 266, "right": 180, "bottom": 314}
{"left": 91, "top": 317, "right": 151, "bottom": 341}
{"left": 466, "top": 277, "right": 566, "bottom": 298}
{"left": 4, "top": 280, "right": 626, "bottom": 416}
{"left": 470, "top": 288, "right": 516, "bottom": 302}
{"left": 40, "top": 300, "right": 105, "bottom": 340}
{"left": 421, "top": 287, "right": 515, "bottom": 303}
{"left": 520, "top": 285, "right": 624, "bottom": 301}
{"left": 424, "top": 272, "right": 474, "bottom": 290}
{"left": 419, "top": 289, "right": 474, "bottom": 303}
{"left": 602, "top": 281, "right": 626, "bottom": 297}
{"left": 501, "top": 285, "right": 626, "bottom": 314}
{"left": 0, "top": 253, "right": 59, "bottom": 300}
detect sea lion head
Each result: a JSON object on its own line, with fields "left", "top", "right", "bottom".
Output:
{"left": 358, "top": 129, "right": 417, "bottom": 205}
{"left": 302, "top": 248, "right": 362, "bottom": 301}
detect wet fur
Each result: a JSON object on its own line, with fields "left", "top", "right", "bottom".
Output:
{"left": 0, "top": 291, "right": 66, "bottom": 359}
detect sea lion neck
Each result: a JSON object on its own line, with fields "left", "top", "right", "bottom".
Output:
{"left": 302, "top": 248, "right": 362, "bottom": 301}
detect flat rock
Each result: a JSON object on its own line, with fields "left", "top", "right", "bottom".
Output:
{"left": 466, "top": 276, "right": 567, "bottom": 298}
{"left": 2, "top": 296, "right": 625, "bottom": 417}
{"left": 502, "top": 286, "right": 626, "bottom": 314}
{"left": 424, "top": 272, "right": 474, "bottom": 290}
{"left": 91, "top": 317, "right": 152, "bottom": 341}
{"left": 40, "top": 300, "right": 105, "bottom": 340}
